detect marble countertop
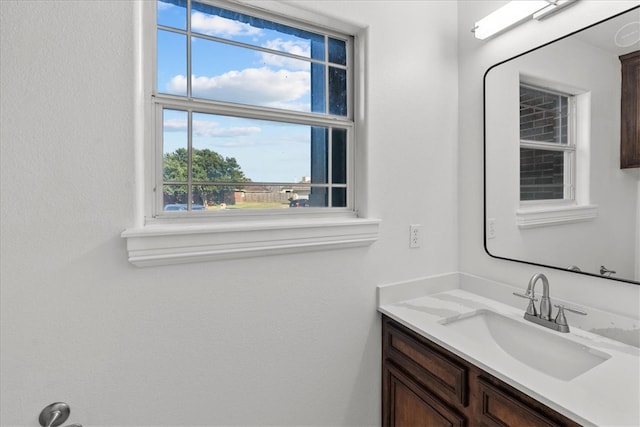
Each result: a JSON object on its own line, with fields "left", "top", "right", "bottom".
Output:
{"left": 377, "top": 272, "right": 640, "bottom": 427}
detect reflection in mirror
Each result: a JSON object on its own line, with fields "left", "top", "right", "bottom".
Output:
{"left": 485, "top": 7, "right": 640, "bottom": 284}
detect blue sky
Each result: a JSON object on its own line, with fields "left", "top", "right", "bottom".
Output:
{"left": 157, "top": 0, "right": 326, "bottom": 183}
{"left": 163, "top": 109, "right": 312, "bottom": 183}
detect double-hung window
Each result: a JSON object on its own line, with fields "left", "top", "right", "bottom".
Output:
{"left": 156, "top": 0, "right": 352, "bottom": 215}
{"left": 122, "top": 0, "right": 379, "bottom": 266}
{"left": 515, "top": 81, "right": 597, "bottom": 229}
{"left": 519, "top": 84, "right": 575, "bottom": 203}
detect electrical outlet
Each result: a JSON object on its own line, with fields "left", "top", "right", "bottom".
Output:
{"left": 487, "top": 218, "right": 496, "bottom": 239}
{"left": 410, "top": 224, "right": 421, "bottom": 248}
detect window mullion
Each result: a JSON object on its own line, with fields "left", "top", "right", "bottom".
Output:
{"left": 191, "top": 32, "right": 327, "bottom": 66}
{"left": 153, "top": 95, "right": 352, "bottom": 129}
{"left": 186, "top": 0, "right": 192, "bottom": 98}
{"left": 328, "top": 128, "right": 333, "bottom": 207}
{"left": 186, "top": 1, "right": 193, "bottom": 211}
{"left": 325, "top": 35, "right": 329, "bottom": 115}
{"left": 567, "top": 96, "right": 577, "bottom": 201}
{"left": 188, "top": 110, "right": 194, "bottom": 210}
{"left": 155, "top": 104, "right": 164, "bottom": 215}
{"left": 520, "top": 140, "right": 575, "bottom": 152}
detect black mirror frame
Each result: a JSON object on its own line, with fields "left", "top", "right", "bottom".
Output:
{"left": 482, "top": 6, "right": 640, "bottom": 286}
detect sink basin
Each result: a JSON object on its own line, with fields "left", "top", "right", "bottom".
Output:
{"left": 440, "top": 310, "right": 611, "bottom": 381}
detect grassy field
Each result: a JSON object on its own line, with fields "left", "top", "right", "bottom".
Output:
{"left": 208, "top": 201, "right": 289, "bottom": 210}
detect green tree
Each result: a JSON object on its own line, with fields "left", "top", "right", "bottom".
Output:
{"left": 163, "top": 148, "right": 249, "bottom": 205}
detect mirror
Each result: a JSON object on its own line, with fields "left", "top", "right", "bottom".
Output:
{"left": 485, "top": 7, "right": 640, "bottom": 285}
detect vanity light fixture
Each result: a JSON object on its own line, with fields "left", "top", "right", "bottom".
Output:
{"left": 473, "top": 0, "right": 577, "bottom": 40}
{"left": 533, "top": 0, "right": 577, "bottom": 20}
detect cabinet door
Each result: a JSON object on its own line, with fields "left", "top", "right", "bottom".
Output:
{"left": 383, "top": 362, "right": 465, "bottom": 427}
{"left": 383, "top": 317, "right": 468, "bottom": 406}
{"left": 620, "top": 50, "right": 640, "bottom": 168}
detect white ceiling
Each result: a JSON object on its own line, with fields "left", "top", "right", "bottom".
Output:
{"left": 573, "top": 7, "right": 640, "bottom": 56}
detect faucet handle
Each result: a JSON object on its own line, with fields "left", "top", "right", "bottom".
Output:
{"left": 554, "top": 304, "right": 587, "bottom": 329}
{"left": 554, "top": 304, "right": 587, "bottom": 316}
{"left": 513, "top": 292, "right": 537, "bottom": 301}
{"left": 565, "top": 306, "right": 587, "bottom": 316}
{"left": 513, "top": 292, "right": 538, "bottom": 316}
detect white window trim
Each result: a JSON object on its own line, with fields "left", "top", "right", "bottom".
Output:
{"left": 122, "top": 0, "right": 379, "bottom": 267}
{"left": 517, "top": 76, "right": 597, "bottom": 229}
{"left": 516, "top": 203, "right": 598, "bottom": 229}
{"left": 122, "top": 217, "right": 380, "bottom": 267}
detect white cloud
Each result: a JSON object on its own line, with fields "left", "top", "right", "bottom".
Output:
{"left": 166, "top": 67, "right": 310, "bottom": 108}
{"left": 191, "top": 11, "right": 261, "bottom": 38}
{"left": 261, "top": 38, "right": 311, "bottom": 67}
{"left": 157, "top": 1, "right": 175, "bottom": 11}
{"left": 163, "top": 118, "right": 262, "bottom": 139}
{"left": 265, "top": 39, "right": 310, "bottom": 57}
{"left": 194, "top": 122, "right": 261, "bottom": 139}
{"left": 163, "top": 118, "right": 189, "bottom": 132}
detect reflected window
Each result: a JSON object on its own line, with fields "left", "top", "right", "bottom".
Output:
{"left": 156, "top": 0, "right": 352, "bottom": 213}
{"left": 519, "top": 84, "right": 575, "bottom": 202}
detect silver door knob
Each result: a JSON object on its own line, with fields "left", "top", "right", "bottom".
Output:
{"left": 39, "top": 402, "right": 82, "bottom": 427}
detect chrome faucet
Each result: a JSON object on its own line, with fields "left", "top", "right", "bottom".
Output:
{"left": 514, "top": 273, "right": 586, "bottom": 333}
{"left": 527, "top": 273, "right": 551, "bottom": 320}
{"left": 600, "top": 265, "right": 616, "bottom": 277}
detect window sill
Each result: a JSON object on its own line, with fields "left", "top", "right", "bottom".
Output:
{"left": 121, "top": 217, "right": 380, "bottom": 267}
{"left": 516, "top": 204, "right": 598, "bottom": 229}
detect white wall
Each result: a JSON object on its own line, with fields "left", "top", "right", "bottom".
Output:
{"left": 0, "top": 1, "right": 458, "bottom": 426}
{"left": 637, "top": 179, "right": 640, "bottom": 280}
{"left": 485, "top": 36, "right": 638, "bottom": 279}
{"left": 458, "top": 0, "right": 640, "bottom": 319}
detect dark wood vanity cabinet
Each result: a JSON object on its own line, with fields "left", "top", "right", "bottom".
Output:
{"left": 620, "top": 50, "right": 640, "bottom": 169}
{"left": 382, "top": 315, "right": 582, "bottom": 427}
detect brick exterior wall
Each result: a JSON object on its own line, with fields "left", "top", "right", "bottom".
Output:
{"left": 519, "top": 85, "right": 567, "bottom": 200}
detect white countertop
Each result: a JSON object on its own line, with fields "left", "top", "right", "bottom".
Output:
{"left": 378, "top": 272, "right": 640, "bottom": 427}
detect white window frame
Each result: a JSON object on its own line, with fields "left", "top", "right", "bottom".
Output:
{"left": 516, "top": 76, "right": 597, "bottom": 229}
{"left": 122, "top": 0, "right": 379, "bottom": 267}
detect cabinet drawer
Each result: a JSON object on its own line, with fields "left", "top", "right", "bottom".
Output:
{"left": 478, "top": 378, "right": 568, "bottom": 427}
{"left": 384, "top": 319, "right": 468, "bottom": 406}
{"left": 385, "top": 362, "right": 466, "bottom": 427}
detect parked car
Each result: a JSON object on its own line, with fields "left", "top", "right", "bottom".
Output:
{"left": 289, "top": 199, "right": 309, "bottom": 207}
{"left": 164, "top": 203, "right": 206, "bottom": 211}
